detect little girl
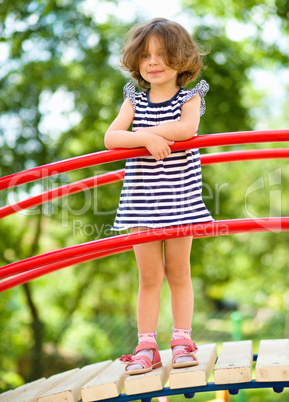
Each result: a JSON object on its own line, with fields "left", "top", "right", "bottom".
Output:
{"left": 105, "top": 18, "right": 213, "bottom": 374}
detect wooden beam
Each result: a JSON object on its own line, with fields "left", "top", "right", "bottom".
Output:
{"left": 81, "top": 359, "right": 126, "bottom": 402}
{"left": 169, "top": 343, "right": 217, "bottom": 389}
{"left": 256, "top": 339, "right": 289, "bottom": 382}
{"left": 13, "top": 369, "right": 78, "bottom": 402}
{"left": 124, "top": 350, "right": 172, "bottom": 396}
{"left": 38, "top": 362, "right": 111, "bottom": 402}
{"left": 214, "top": 341, "right": 252, "bottom": 384}
{"left": 0, "top": 378, "right": 46, "bottom": 402}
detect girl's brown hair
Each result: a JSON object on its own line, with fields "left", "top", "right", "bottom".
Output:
{"left": 120, "top": 18, "right": 206, "bottom": 89}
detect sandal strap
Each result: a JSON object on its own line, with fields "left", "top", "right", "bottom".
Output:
{"left": 132, "top": 355, "right": 151, "bottom": 367}
{"left": 172, "top": 348, "right": 197, "bottom": 361}
{"left": 134, "top": 341, "right": 158, "bottom": 355}
{"left": 170, "top": 338, "right": 198, "bottom": 351}
{"left": 172, "top": 351, "right": 198, "bottom": 366}
{"left": 125, "top": 354, "right": 152, "bottom": 371}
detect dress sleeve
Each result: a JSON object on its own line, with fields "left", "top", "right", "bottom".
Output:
{"left": 181, "top": 79, "right": 209, "bottom": 116}
{"left": 123, "top": 81, "right": 136, "bottom": 111}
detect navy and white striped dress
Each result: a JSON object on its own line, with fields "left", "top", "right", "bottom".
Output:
{"left": 112, "top": 80, "right": 213, "bottom": 231}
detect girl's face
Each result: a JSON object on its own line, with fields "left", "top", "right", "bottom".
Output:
{"left": 139, "top": 35, "right": 178, "bottom": 89}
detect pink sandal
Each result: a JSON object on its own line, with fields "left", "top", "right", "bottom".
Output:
{"left": 171, "top": 338, "right": 199, "bottom": 368}
{"left": 120, "top": 341, "right": 162, "bottom": 375}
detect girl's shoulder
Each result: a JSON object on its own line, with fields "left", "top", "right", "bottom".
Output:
{"left": 180, "top": 80, "right": 209, "bottom": 99}
{"left": 123, "top": 81, "right": 144, "bottom": 111}
{"left": 179, "top": 80, "right": 209, "bottom": 116}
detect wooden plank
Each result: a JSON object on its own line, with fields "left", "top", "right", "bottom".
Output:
{"left": 81, "top": 359, "right": 126, "bottom": 402}
{"left": 0, "top": 379, "right": 46, "bottom": 402}
{"left": 256, "top": 339, "right": 289, "bottom": 382}
{"left": 38, "top": 361, "right": 111, "bottom": 402}
{"left": 124, "top": 349, "right": 172, "bottom": 396}
{"left": 169, "top": 343, "right": 217, "bottom": 389}
{"left": 0, "top": 390, "right": 13, "bottom": 402}
{"left": 12, "top": 369, "right": 79, "bottom": 402}
{"left": 214, "top": 340, "right": 253, "bottom": 384}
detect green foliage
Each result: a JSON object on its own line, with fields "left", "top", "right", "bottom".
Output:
{"left": 194, "top": 26, "right": 253, "bottom": 134}
{"left": 0, "top": 0, "right": 289, "bottom": 395}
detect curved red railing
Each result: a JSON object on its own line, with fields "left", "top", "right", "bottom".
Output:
{"left": 1, "top": 148, "right": 289, "bottom": 219}
{"left": 0, "top": 129, "right": 289, "bottom": 292}
{"left": 0, "top": 218, "right": 288, "bottom": 292}
{"left": 0, "top": 245, "right": 133, "bottom": 292}
{"left": 1, "top": 130, "right": 289, "bottom": 191}
{"left": 0, "top": 169, "right": 125, "bottom": 219}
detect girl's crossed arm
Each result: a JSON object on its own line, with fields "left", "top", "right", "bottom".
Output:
{"left": 104, "top": 99, "right": 174, "bottom": 161}
{"left": 104, "top": 94, "right": 201, "bottom": 160}
{"left": 139, "top": 94, "right": 201, "bottom": 141}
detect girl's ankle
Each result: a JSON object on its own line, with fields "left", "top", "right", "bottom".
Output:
{"left": 138, "top": 331, "right": 157, "bottom": 344}
{"left": 172, "top": 327, "right": 192, "bottom": 340}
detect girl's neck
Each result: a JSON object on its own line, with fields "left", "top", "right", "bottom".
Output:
{"left": 148, "top": 83, "right": 180, "bottom": 104}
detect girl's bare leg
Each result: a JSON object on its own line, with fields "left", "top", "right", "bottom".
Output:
{"left": 132, "top": 228, "right": 165, "bottom": 333}
{"left": 164, "top": 236, "right": 194, "bottom": 329}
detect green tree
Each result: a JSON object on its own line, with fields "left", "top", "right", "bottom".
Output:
{"left": 182, "top": 0, "right": 289, "bottom": 131}
{"left": 0, "top": 0, "right": 289, "bottom": 395}
{"left": 0, "top": 0, "right": 135, "bottom": 387}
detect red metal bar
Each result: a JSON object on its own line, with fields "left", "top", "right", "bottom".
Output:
{"left": 201, "top": 148, "right": 289, "bottom": 165}
{"left": 1, "top": 218, "right": 288, "bottom": 283}
{"left": 0, "top": 169, "right": 124, "bottom": 219}
{"left": 1, "top": 131, "right": 289, "bottom": 291}
{"left": 1, "top": 148, "right": 288, "bottom": 219}
{"left": 0, "top": 130, "right": 288, "bottom": 191}
{"left": 0, "top": 245, "right": 132, "bottom": 292}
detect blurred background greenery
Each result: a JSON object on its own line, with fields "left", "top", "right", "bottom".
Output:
{"left": 0, "top": 0, "right": 289, "bottom": 400}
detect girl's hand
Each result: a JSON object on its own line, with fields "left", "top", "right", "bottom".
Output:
{"left": 143, "top": 132, "right": 174, "bottom": 161}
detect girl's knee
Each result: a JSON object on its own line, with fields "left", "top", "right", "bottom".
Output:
{"left": 165, "top": 263, "right": 191, "bottom": 287}
{"left": 139, "top": 270, "right": 164, "bottom": 289}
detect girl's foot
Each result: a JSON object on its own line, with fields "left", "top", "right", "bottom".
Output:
{"left": 171, "top": 338, "right": 199, "bottom": 368}
{"left": 120, "top": 341, "right": 162, "bottom": 375}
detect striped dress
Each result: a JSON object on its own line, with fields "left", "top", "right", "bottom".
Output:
{"left": 112, "top": 80, "right": 213, "bottom": 231}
